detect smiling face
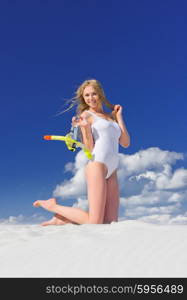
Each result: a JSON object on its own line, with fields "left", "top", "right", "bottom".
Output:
{"left": 83, "top": 85, "right": 102, "bottom": 111}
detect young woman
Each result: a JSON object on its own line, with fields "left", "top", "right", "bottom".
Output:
{"left": 33, "top": 79, "right": 130, "bottom": 225}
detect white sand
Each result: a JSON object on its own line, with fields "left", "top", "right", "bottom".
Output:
{"left": 0, "top": 220, "right": 187, "bottom": 278}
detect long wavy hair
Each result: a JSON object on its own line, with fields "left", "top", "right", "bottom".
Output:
{"left": 58, "top": 79, "right": 116, "bottom": 119}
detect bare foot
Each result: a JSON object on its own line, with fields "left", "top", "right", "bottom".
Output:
{"left": 41, "top": 215, "right": 67, "bottom": 226}
{"left": 33, "top": 198, "right": 57, "bottom": 212}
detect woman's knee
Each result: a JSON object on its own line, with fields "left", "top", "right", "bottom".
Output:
{"left": 88, "top": 216, "right": 103, "bottom": 224}
{"left": 103, "top": 214, "right": 118, "bottom": 224}
{"left": 88, "top": 210, "right": 104, "bottom": 224}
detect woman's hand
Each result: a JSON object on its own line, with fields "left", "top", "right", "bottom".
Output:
{"left": 113, "top": 104, "right": 123, "bottom": 120}
{"left": 72, "top": 112, "right": 94, "bottom": 151}
{"left": 71, "top": 114, "right": 89, "bottom": 128}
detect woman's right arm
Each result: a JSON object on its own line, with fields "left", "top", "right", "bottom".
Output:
{"left": 72, "top": 112, "right": 94, "bottom": 152}
{"left": 80, "top": 124, "right": 94, "bottom": 152}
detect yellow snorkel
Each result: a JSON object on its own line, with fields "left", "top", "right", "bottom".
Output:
{"left": 43, "top": 133, "right": 93, "bottom": 160}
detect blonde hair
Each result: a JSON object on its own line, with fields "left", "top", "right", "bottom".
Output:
{"left": 59, "top": 79, "right": 115, "bottom": 118}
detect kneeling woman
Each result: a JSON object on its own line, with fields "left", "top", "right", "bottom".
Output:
{"left": 33, "top": 79, "right": 130, "bottom": 225}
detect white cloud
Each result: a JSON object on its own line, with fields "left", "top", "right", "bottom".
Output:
{"left": 118, "top": 147, "right": 184, "bottom": 177}
{"left": 130, "top": 165, "right": 187, "bottom": 190}
{"left": 64, "top": 162, "right": 75, "bottom": 173}
{"left": 0, "top": 214, "right": 46, "bottom": 224}
{"left": 169, "top": 192, "right": 185, "bottom": 203}
{"left": 72, "top": 197, "right": 88, "bottom": 211}
{"left": 53, "top": 167, "right": 87, "bottom": 199}
{"left": 156, "top": 167, "right": 187, "bottom": 189}
{"left": 53, "top": 151, "right": 87, "bottom": 199}
{"left": 137, "top": 214, "right": 187, "bottom": 225}
{"left": 120, "top": 190, "right": 186, "bottom": 207}
{"left": 124, "top": 203, "right": 181, "bottom": 218}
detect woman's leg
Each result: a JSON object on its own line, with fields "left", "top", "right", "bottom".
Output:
{"left": 33, "top": 161, "right": 107, "bottom": 224}
{"left": 41, "top": 213, "right": 77, "bottom": 226}
{"left": 85, "top": 161, "right": 107, "bottom": 223}
{"left": 103, "top": 170, "right": 120, "bottom": 224}
{"left": 33, "top": 198, "right": 89, "bottom": 224}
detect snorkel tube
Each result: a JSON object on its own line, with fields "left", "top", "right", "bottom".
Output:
{"left": 43, "top": 133, "right": 93, "bottom": 160}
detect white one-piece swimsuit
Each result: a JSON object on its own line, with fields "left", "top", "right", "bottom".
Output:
{"left": 86, "top": 110, "right": 121, "bottom": 179}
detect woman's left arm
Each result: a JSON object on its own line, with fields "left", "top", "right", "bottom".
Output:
{"left": 113, "top": 105, "right": 130, "bottom": 148}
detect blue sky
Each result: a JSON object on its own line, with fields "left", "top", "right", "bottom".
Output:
{"left": 0, "top": 0, "right": 187, "bottom": 223}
